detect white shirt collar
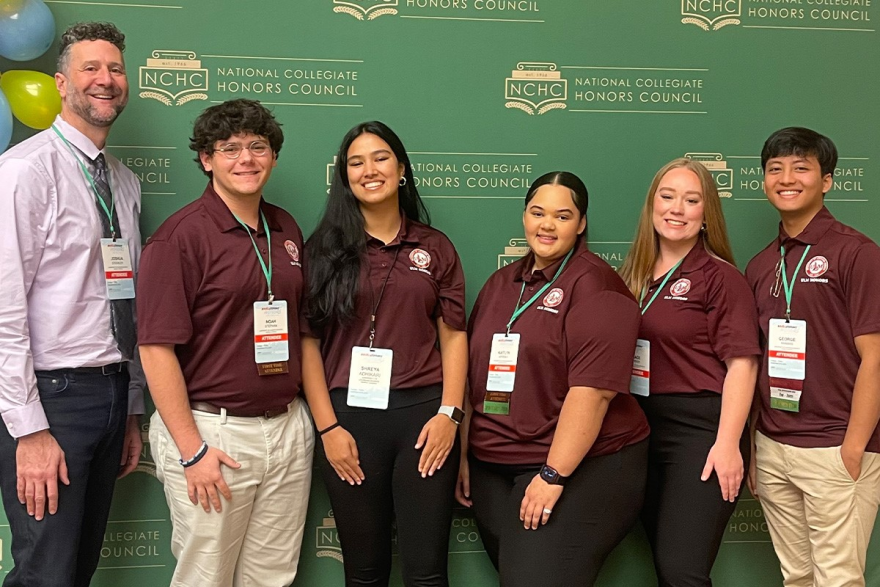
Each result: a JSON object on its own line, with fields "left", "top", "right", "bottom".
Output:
{"left": 53, "top": 114, "right": 104, "bottom": 161}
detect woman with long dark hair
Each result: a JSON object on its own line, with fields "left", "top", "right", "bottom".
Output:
{"left": 302, "top": 121, "right": 467, "bottom": 587}
{"left": 619, "top": 158, "right": 760, "bottom": 586}
{"left": 458, "top": 171, "right": 649, "bottom": 587}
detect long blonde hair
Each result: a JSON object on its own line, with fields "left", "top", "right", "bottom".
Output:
{"left": 619, "top": 158, "right": 736, "bottom": 299}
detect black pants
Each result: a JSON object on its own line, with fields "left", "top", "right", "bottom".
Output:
{"left": 318, "top": 390, "right": 459, "bottom": 587}
{"left": 639, "top": 392, "right": 749, "bottom": 587}
{"left": 468, "top": 440, "right": 648, "bottom": 587}
{"left": 0, "top": 367, "right": 129, "bottom": 587}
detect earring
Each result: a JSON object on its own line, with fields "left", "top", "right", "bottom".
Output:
{"left": 701, "top": 222, "right": 707, "bottom": 232}
{"left": 399, "top": 177, "right": 407, "bottom": 186}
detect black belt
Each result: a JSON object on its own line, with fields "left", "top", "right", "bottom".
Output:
{"left": 37, "top": 362, "right": 127, "bottom": 376}
{"left": 191, "top": 401, "right": 288, "bottom": 419}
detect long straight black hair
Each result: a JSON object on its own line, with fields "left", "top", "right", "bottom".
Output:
{"left": 306, "top": 121, "right": 430, "bottom": 331}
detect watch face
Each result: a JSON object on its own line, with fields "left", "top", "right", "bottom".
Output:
{"left": 540, "top": 465, "right": 559, "bottom": 484}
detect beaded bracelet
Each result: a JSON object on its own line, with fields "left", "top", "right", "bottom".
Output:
{"left": 179, "top": 441, "right": 208, "bottom": 468}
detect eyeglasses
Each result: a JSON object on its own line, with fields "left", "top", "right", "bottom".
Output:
{"left": 215, "top": 141, "right": 272, "bottom": 160}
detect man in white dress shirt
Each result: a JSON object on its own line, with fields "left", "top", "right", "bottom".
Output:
{"left": 0, "top": 22, "right": 144, "bottom": 587}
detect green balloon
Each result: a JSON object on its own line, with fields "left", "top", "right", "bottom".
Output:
{"left": 0, "top": 69, "right": 61, "bottom": 129}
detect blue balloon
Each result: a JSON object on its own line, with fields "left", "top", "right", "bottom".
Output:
{"left": 0, "top": 0, "right": 56, "bottom": 61}
{"left": 0, "top": 90, "right": 12, "bottom": 153}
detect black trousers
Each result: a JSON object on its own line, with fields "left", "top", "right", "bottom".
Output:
{"left": 639, "top": 392, "right": 749, "bottom": 587}
{"left": 0, "top": 367, "right": 129, "bottom": 587}
{"left": 318, "top": 391, "right": 460, "bottom": 587}
{"left": 469, "top": 440, "right": 648, "bottom": 587}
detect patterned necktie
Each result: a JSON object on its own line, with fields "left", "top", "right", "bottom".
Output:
{"left": 92, "top": 153, "right": 136, "bottom": 360}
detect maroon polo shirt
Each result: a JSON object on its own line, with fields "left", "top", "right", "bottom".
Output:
{"left": 745, "top": 207, "right": 880, "bottom": 452}
{"left": 467, "top": 242, "right": 650, "bottom": 465}
{"left": 137, "top": 183, "right": 308, "bottom": 412}
{"left": 639, "top": 241, "right": 760, "bottom": 395}
{"left": 314, "top": 217, "right": 466, "bottom": 391}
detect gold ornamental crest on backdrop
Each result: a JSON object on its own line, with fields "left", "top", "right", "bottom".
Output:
{"left": 334, "top": 0, "right": 398, "bottom": 20}
{"left": 138, "top": 50, "right": 209, "bottom": 107}
{"left": 504, "top": 62, "right": 567, "bottom": 116}
{"left": 681, "top": 0, "right": 741, "bottom": 30}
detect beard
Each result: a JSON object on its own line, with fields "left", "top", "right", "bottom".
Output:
{"left": 66, "top": 86, "right": 129, "bottom": 128}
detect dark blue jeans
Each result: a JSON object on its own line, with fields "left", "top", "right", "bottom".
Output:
{"left": 0, "top": 367, "right": 129, "bottom": 587}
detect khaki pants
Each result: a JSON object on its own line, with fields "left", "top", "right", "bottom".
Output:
{"left": 755, "top": 431, "right": 880, "bottom": 587}
{"left": 151, "top": 397, "right": 314, "bottom": 587}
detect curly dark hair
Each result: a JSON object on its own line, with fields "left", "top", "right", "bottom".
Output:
{"left": 189, "top": 99, "right": 284, "bottom": 177}
{"left": 57, "top": 22, "right": 126, "bottom": 74}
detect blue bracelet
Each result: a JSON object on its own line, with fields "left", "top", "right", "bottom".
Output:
{"left": 179, "top": 441, "right": 208, "bottom": 468}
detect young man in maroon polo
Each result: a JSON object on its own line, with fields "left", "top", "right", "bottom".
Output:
{"left": 137, "top": 99, "right": 313, "bottom": 587}
{"left": 745, "top": 127, "right": 880, "bottom": 587}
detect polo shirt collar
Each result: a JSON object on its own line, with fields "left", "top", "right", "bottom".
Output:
{"left": 777, "top": 206, "right": 835, "bottom": 246}
{"left": 365, "top": 214, "right": 420, "bottom": 246}
{"left": 517, "top": 239, "right": 582, "bottom": 283}
{"left": 679, "top": 240, "right": 712, "bottom": 274}
{"left": 53, "top": 115, "right": 103, "bottom": 161}
{"left": 201, "top": 182, "right": 281, "bottom": 234}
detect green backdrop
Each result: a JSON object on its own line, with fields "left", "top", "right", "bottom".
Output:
{"left": 1, "top": 0, "right": 879, "bottom": 584}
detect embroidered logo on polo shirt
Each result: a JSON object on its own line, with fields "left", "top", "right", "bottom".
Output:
{"left": 410, "top": 248, "right": 431, "bottom": 269}
{"left": 670, "top": 278, "right": 691, "bottom": 297}
{"left": 801, "top": 255, "right": 829, "bottom": 283}
{"left": 284, "top": 240, "right": 302, "bottom": 267}
{"left": 805, "top": 256, "right": 828, "bottom": 278}
{"left": 543, "top": 288, "right": 564, "bottom": 307}
{"left": 537, "top": 288, "right": 564, "bottom": 314}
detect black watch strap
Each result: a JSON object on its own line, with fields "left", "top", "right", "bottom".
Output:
{"left": 540, "top": 463, "right": 567, "bottom": 486}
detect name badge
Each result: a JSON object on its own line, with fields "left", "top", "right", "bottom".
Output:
{"left": 630, "top": 339, "right": 650, "bottom": 397}
{"left": 254, "top": 301, "right": 289, "bottom": 376}
{"left": 484, "top": 333, "right": 520, "bottom": 416}
{"left": 347, "top": 346, "right": 393, "bottom": 410}
{"left": 768, "top": 319, "right": 806, "bottom": 381}
{"left": 770, "top": 381, "right": 803, "bottom": 412}
{"left": 100, "top": 238, "right": 134, "bottom": 300}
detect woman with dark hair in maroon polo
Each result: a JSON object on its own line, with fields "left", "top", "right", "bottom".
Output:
{"left": 302, "top": 121, "right": 467, "bottom": 587}
{"left": 457, "top": 171, "right": 650, "bottom": 587}
{"left": 619, "top": 158, "right": 760, "bottom": 587}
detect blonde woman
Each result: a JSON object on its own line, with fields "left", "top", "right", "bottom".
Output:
{"left": 620, "top": 158, "right": 760, "bottom": 587}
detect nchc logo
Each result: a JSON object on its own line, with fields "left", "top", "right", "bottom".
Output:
{"left": 139, "top": 50, "right": 209, "bottom": 107}
{"left": 334, "top": 0, "right": 398, "bottom": 20}
{"left": 681, "top": 0, "right": 741, "bottom": 31}
{"left": 504, "top": 62, "right": 567, "bottom": 116}
{"left": 684, "top": 152, "right": 734, "bottom": 198}
{"left": 498, "top": 238, "right": 529, "bottom": 269}
{"left": 316, "top": 514, "right": 343, "bottom": 563}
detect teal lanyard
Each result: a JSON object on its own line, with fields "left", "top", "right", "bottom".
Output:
{"left": 639, "top": 258, "right": 684, "bottom": 316}
{"left": 779, "top": 244, "right": 811, "bottom": 321}
{"left": 506, "top": 248, "right": 574, "bottom": 334}
{"left": 51, "top": 125, "right": 117, "bottom": 240}
{"left": 232, "top": 211, "right": 274, "bottom": 302}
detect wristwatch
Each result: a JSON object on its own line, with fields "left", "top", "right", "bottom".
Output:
{"left": 540, "top": 464, "right": 567, "bottom": 486}
{"left": 438, "top": 405, "right": 465, "bottom": 425}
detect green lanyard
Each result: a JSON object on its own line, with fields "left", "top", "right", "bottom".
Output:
{"left": 506, "top": 248, "right": 574, "bottom": 334}
{"left": 51, "top": 125, "right": 117, "bottom": 240}
{"left": 639, "top": 259, "right": 684, "bottom": 316}
{"left": 779, "top": 244, "right": 811, "bottom": 321}
{"left": 232, "top": 211, "right": 274, "bottom": 303}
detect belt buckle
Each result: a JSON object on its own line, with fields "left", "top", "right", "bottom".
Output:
{"left": 101, "top": 363, "right": 121, "bottom": 376}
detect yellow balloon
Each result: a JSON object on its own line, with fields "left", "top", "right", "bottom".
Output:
{"left": 0, "top": 0, "right": 27, "bottom": 15}
{"left": 0, "top": 70, "right": 61, "bottom": 130}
